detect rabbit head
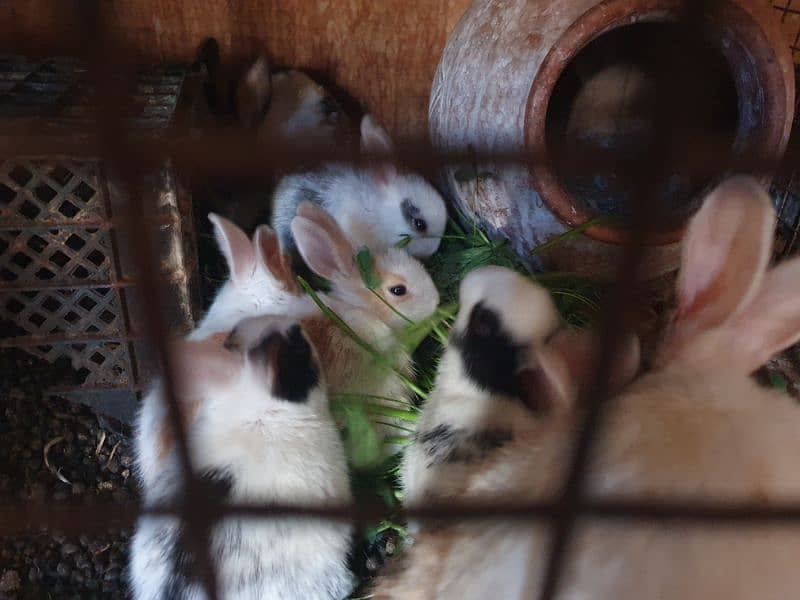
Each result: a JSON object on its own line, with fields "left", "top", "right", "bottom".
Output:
{"left": 290, "top": 201, "right": 440, "bottom": 327}
{"left": 359, "top": 114, "right": 447, "bottom": 258}
{"left": 191, "top": 213, "right": 298, "bottom": 339}
{"left": 442, "top": 265, "right": 639, "bottom": 416}
{"left": 237, "top": 55, "right": 351, "bottom": 149}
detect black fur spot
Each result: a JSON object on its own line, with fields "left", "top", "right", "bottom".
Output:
{"left": 162, "top": 468, "right": 234, "bottom": 599}
{"left": 273, "top": 324, "right": 320, "bottom": 403}
{"left": 297, "top": 186, "right": 323, "bottom": 206}
{"left": 420, "top": 424, "right": 456, "bottom": 458}
{"left": 451, "top": 302, "right": 524, "bottom": 397}
{"left": 420, "top": 424, "right": 512, "bottom": 467}
{"left": 198, "top": 467, "right": 234, "bottom": 502}
{"left": 401, "top": 198, "right": 427, "bottom": 233}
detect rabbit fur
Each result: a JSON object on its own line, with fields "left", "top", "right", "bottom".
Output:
{"left": 373, "top": 176, "right": 800, "bottom": 600}
{"left": 130, "top": 319, "right": 354, "bottom": 600}
{"left": 271, "top": 114, "right": 447, "bottom": 259}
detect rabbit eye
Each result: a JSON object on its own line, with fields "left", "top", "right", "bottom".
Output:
{"left": 320, "top": 96, "right": 339, "bottom": 119}
{"left": 389, "top": 285, "right": 407, "bottom": 296}
{"left": 402, "top": 198, "right": 427, "bottom": 233}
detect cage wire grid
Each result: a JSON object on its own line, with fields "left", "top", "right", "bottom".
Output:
{"left": 0, "top": 2, "right": 800, "bottom": 600}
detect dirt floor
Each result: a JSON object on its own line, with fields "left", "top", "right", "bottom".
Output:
{"left": 0, "top": 394, "right": 135, "bottom": 599}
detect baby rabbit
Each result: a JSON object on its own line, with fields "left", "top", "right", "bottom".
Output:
{"left": 190, "top": 213, "right": 298, "bottom": 340}
{"left": 237, "top": 55, "right": 352, "bottom": 151}
{"left": 374, "top": 175, "right": 800, "bottom": 600}
{"left": 271, "top": 114, "right": 447, "bottom": 259}
{"left": 130, "top": 318, "right": 354, "bottom": 600}
{"left": 238, "top": 201, "right": 440, "bottom": 451}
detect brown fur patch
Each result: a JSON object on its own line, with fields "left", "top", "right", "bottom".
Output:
{"left": 256, "top": 226, "right": 299, "bottom": 293}
{"left": 156, "top": 397, "right": 201, "bottom": 463}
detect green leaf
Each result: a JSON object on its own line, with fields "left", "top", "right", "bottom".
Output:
{"left": 340, "top": 405, "right": 383, "bottom": 470}
{"left": 355, "top": 246, "right": 381, "bottom": 290}
{"left": 395, "top": 235, "right": 413, "bottom": 249}
{"left": 769, "top": 373, "right": 789, "bottom": 393}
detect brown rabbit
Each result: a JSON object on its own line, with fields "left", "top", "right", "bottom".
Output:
{"left": 374, "top": 175, "right": 800, "bottom": 600}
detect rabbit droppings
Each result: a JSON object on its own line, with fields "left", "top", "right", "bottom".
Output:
{"left": 130, "top": 319, "right": 354, "bottom": 600}
{"left": 373, "top": 175, "right": 800, "bottom": 600}
{"left": 271, "top": 114, "right": 447, "bottom": 259}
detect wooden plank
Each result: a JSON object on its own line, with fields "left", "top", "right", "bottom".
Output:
{"left": 0, "top": 0, "right": 472, "bottom": 138}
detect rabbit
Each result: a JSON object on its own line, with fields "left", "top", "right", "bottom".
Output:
{"left": 130, "top": 318, "right": 354, "bottom": 600}
{"left": 190, "top": 212, "right": 298, "bottom": 340}
{"left": 271, "top": 114, "right": 447, "bottom": 260}
{"left": 373, "top": 175, "right": 800, "bottom": 600}
{"left": 236, "top": 55, "right": 353, "bottom": 152}
{"left": 190, "top": 202, "right": 439, "bottom": 450}
{"left": 196, "top": 54, "right": 353, "bottom": 233}
{"left": 235, "top": 201, "right": 440, "bottom": 452}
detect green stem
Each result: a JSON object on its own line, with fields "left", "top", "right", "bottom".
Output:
{"left": 529, "top": 215, "right": 616, "bottom": 256}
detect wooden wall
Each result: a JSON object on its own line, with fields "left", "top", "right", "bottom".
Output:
{"left": 2, "top": 0, "right": 472, "bottom": 139}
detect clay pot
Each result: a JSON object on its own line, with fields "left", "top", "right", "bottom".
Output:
{"left": 430, "top": 0, "right": 796, "bottom": 278}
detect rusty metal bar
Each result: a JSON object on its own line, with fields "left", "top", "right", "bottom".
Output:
{"left": 7, "top": 496, "right": 800, "bottom": 538}
{"left": 72, "top": 3, "right": 219, "bottom": 596}
{"left": 0, "top": 331, "right": 144, "bottom": 348}
{"left": 0, "top": 278, "right": 135, "bottom": 291}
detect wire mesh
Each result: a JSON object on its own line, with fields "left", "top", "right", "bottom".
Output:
{"left": 0, "top": 1, "right": 799, "bottom": 599}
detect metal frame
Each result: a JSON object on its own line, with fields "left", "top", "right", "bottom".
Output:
{"left": 1, "top": 2, "right": 800, "bottom": 600}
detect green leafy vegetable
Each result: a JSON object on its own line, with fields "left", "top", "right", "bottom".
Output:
{"left": 355, "top": 246, "right": 381, "bottom": 290}
{"left": 339, "top": 405, "right": 383, "bottom": 470}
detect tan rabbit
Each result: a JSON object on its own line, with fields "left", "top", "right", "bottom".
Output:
{"left": 374, "top": 175, "right": 800, "bottom": 600}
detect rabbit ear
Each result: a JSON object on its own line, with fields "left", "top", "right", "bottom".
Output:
{"left": 253, "top": 225, "right": 298, "bottom": 292}
{"left": 291, "top": 209, "right": 354, "bottom": 281}
{"left": 209, "top": 213, "right": 256, "bottom": 283}
{"left": 712, "top": 257, "right": 800, "bottom": 373}
{"left": 516, "top": 345, "right": 576, "bottom": 415}
{"left": 672, "top": 176, "right": 775, "bottom": 338}
{"left": 519, "top": 329, "right": 640, "bottom": 413}
{"left": 237, "top": 55, "right": 272, "bottom": 128}
{"left": 548, "top": 328, "right": 641, "bottom": 396}
{"left": 360, "top": 114, "right": 397, "bottom": 183}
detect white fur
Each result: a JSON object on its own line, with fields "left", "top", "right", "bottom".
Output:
{"left": 271, "top": 115, "right": 447, "bottom": 259}
{"left": 130, "top": 321, "right": 353, "bottom": 600}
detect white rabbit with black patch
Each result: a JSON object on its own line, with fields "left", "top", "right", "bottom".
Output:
{"left": 271, "top": 114, "right": 447, "bottom": 259}
{"left": 130, "top": 318, "right": 354, "bottom": 600}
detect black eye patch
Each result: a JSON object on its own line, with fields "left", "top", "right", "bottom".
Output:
{"left": 451, "top": 302, "right": 524, "bottom": 397}
{"left": 401, "top": 198, "right": 427, "bottom": 234}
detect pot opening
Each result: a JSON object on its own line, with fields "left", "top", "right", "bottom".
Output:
{"left": 545, "top": 21, "right": 740, "bottom": 230}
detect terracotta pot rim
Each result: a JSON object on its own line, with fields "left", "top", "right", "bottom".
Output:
{"left": 524, "top": 0, "right": 794, "bottom": 246}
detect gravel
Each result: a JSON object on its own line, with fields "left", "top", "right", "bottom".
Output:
{"left": 0, "top": 394, "right": 137, "bottom": 599}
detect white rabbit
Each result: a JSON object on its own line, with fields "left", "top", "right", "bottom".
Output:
{"left": 373, "top": 175, "right": 800, "bottom": 600}
{"left": 130, "top": 318, "right": 354, "bottom": 600}
{"left": 190, "top": 213, "right": 298, "bottom": 340}
{"left": 271, "top": 114, "right": 447, "bottom": 259}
